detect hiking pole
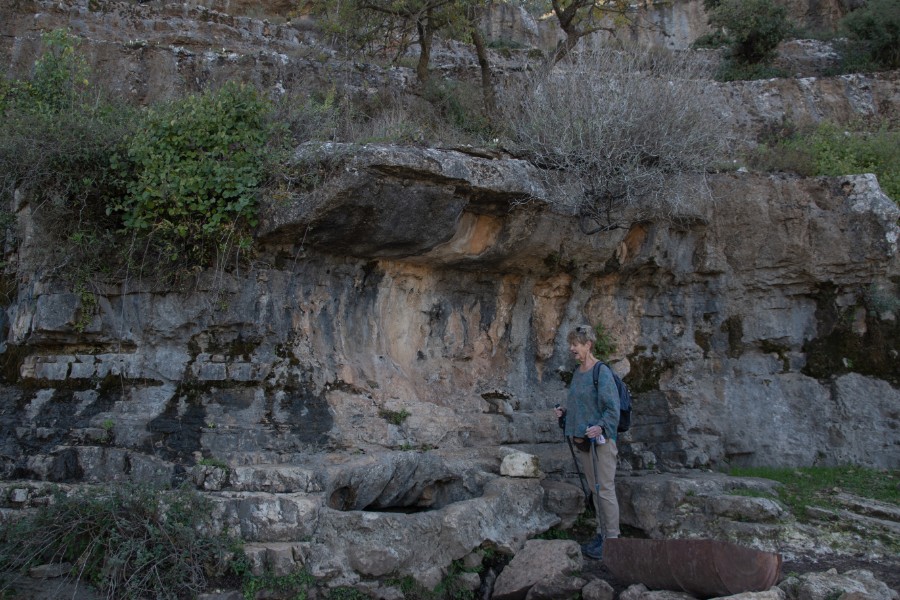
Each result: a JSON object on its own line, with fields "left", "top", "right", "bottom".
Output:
{"left": 557, "top": 405, "right": 591, "bottom": 508}
{"left": 588, "top": 424, "right": 605, "bottom": 519}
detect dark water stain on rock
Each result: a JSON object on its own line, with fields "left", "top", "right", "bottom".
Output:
{"left": 145, "top": 383, "right": 207, "bottom": 464}
{"left": 803, "top": 284, "right": 900, "bottom": 384}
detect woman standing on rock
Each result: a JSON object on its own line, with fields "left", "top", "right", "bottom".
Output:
{"left": 554, "top": 325, "right": 621, "bottom": 560}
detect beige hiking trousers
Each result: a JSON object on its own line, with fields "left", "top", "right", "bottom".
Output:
{"left": 577, "top": 439, "right": 621, "bottom": 538}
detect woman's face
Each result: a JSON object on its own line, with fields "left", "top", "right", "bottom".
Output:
{"left": 569, "top": 339, "right": 593, "bottom": 364}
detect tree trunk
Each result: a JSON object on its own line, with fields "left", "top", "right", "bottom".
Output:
{"left": 552, "top": 29, "right": 582, "bottom": 64}
{"left": 415, "top": 15, "right": 434, "bottom": 85}
{"left": 469, "top": 21, "right": 496, "bottom": 115}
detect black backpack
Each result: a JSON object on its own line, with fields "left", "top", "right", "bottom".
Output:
{"left": 591, "top": 361, "right": 633, "bottom": 433}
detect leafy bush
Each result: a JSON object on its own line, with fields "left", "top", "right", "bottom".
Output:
{"left": 0, "top": 484, "right": 238, "bottom": 599}
{"left": 109, "top": 82, "right": 278, "bottom": 267}
{"left": 701, "top": 0, "right": 793, "bottom": 80}
{"left": 503, "top": 44, "right": 725, "bottom": 232}
{"left": 750, "top": 121, "right": 900, "bottom": 203}
{"left": 0, "top": 30, "right": 136, "bottom": 275}
{"left": 593, "top": 323, "right": 618, "bottom": 362}
{"left": 707, "top": 0, "right": 791, "bottom": 64}
{"left": 840, "top": 0, "right": 900, "bottom": 70}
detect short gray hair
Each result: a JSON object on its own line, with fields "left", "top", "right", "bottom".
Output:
{"left": 567, "top": 324, "right": 596, "bottom": 346}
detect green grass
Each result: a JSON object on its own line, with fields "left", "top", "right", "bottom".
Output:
{"left": 238, "top": 568, "right": 314, "bottom": 600}
{"left": 0, "top": 483, "right": 238, "bottom": 599}
{"left": 728, "top": 465, "right": 899, "bottom": 518}
{"left": 198, "top": 457, "right": 229, "bottom": 469}
{"left": 750, "top": 120, "right": 900, "bottom": 204}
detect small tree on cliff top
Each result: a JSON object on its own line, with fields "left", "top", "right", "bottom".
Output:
{"left": 503, "top": 44, "right": 726, "bottom": 233}
{"left": 315, "top": 0, "right": 497, "bottom": 116}
{"left": 317, "top": 0, "right": 482, "bottom": 83}
{"left": 547, "top": 0, "right": 661, "bottom": 64}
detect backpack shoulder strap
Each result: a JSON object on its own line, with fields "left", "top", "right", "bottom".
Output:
{"left": 591, "top": 361, "right": 603, "bottom": 389}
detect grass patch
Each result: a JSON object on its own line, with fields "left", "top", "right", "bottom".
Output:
{"left": 0, "top": 483, "right": 239, "bottom": 599}
{"left": 749, "top": 120, "right": 900, "bottom": 204}
{"left": 727, "top": 465, "right": 899, "bottom": 519}
{"left": 198, "top": 457, "right": 230, "bottom": 469}
{"left": 237, "top": 567, "right": 315, "bottom": 600}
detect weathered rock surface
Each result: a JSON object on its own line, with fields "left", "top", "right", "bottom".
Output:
{"left": 483, "top": 0, "right": 856, "bottom": 52}
{"left": 1, "top": 136, "right": 898, "bottom": 585}
{"left": 2, "top": 0, "right": 898, "bottom": 142}
{"left": 5, "top": 146, "right": 898, "bottom": 479}
{"left": 616, "top": 471, "right": 900, "bottom": 564}
{"left": 492, "top": 539, "right": 583, "bottom": 600}
{"left": 779, "top": 569, "right": 899, "bottom": 600}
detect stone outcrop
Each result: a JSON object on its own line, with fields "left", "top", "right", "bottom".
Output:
{"left": 491, "top": 539, "right": 584, "bottom": 600}
{"left": 2, "top": 141, "right": 898, "bottom": 584}
{"left": 779, "top": 569, "right": 899, "bottom": 600}
{"left": 5, "top": 145, "right": 898, "bottom": 477}
{"left": 3, "top": 0, "right": 899, "bottom": 138}
{"left": 481, "top": 0, "right": 858, "bottom": 52}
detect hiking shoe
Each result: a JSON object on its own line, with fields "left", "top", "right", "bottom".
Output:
{"left": 581, "top": 534, "right": 603, "bottom": 560}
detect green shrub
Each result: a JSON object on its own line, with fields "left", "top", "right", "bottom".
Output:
{"left": 2, "top": 30, "right": 298, "bottom": 286}
{"left": 379, "top": 408, "right": 411, "bottom": 425}
{"left": 109, "top": 82, "right": 277, "bottom": 267}
{"left": 0, "top": 29, "right": 136, "bottom": 278}
{"left": 840, "top": 0, "right": 900, "bottom": 70}
{"left": 593, "top": 323, "right": 618, "bottom": 362}
{"left": 750, "top": 121, "right": 900, "bottom": 203}
{"left": 706, "top": 0, "right": 792, "bottom": 65}
{"left": 0, "top": 484, "right": 238, "bottom": 599}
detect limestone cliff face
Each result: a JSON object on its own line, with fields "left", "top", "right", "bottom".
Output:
{"left": 4, "top": 144, "right": 898, "bottom": 486}
{"left": 0, "top": 0, "right": 897, "bottom": 482}
{"left": 482, "top": 0, "right": 854, "bottom": 51}
{"left": 2, "top": 142, "right": 898, "bottom": 583}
